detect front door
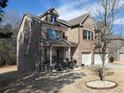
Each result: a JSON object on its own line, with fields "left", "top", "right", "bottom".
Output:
{"left": 53, "top": 47, "right": 64, "bottom": 61}
{"left": 57, "top": 49, "right": 59, "bottom": 59}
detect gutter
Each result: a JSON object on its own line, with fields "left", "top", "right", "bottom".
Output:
{"left": 78, "top": 27, "right": 80, "bottom": 44}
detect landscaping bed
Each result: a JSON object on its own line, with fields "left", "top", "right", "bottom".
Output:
{"left": 86, "top": 80, "right": 117, "bottom": 89}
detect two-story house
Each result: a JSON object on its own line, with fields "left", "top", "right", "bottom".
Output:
{"left": 17, "top": 8, "right": 96, "bottom": 73}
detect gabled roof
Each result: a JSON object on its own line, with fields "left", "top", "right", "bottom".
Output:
{"left": 21, "top": 8, "right": 90, "bottom": 29}
{"left": 67, "top": 13, "right": 89, "bottom": 26}
{"left": 25, "top": 13, "right": 41, "bottom": 22}
{"left": 41, "top": 38, "right": 77, "bottom": 47}
{"left": 58, "top": 19, "right": 71, "bottom": 27}
{"left": 58, "top": 13, "right": 89, "bottom": 27}
{"left": 40, "top": 7, "right": 59, "bottom": 18}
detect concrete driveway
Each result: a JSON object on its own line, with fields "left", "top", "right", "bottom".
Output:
{"left": 105, "top": 63, "right": 124, "bottom": 69}
{"left": 93, "top": 63, "right": 124, "bottom": 70}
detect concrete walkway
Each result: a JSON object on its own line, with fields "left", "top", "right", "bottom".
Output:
{"left": 0, "top": 65, "right": 17, "bottom": 74}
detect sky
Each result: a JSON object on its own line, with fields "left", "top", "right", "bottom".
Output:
{"left": 4, "top": 0, "right": 124, "bottom": 33}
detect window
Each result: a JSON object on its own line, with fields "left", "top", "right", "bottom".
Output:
{"left": 51, "top": 15, "right": 56, "bottom": 23}
{"left": 83, "top": 30, "right": 87, "bottom": 39}
{"left": 90, "top": 32, "right": 93, "bottom": 40}
{"left": 47, "top": 29, "right": 63, "bottom": 39}
{"left": 58, "top": 31, "right": 63, "bottom": 38}
{"left": 45, "top": 16, "right": 48, "bottom": 22}
{"left": 54, "top": 30, "right": 58, "bottom": 38}
{"left": 48, "top": 29, "right": 54, "bottom": 39}
{"left": 83, "top": 30, "right": 93, "bottom": 40}
{"left": 88, "top": 31, "right": 90, "bottom": 40}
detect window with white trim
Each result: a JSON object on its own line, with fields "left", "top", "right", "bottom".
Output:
{"left": 83, "top": 30, "right": 93, "bottom": 40}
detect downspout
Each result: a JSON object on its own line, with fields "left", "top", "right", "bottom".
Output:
{"left": 39, "top": 21, "right": 43, "bottom": 72}
{"left": 78, "top": 26, "right": 80, "bottom": 44}
{"left": 78, "top": 25, "right": 81, "bottom": 65}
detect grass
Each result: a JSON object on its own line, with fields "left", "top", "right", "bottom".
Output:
{"left": 0, "top": 71, "right": 23, "bottom": 89}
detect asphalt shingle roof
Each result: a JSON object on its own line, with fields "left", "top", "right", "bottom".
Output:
{"left": 67, "top": 13, "right": 89, "bottom": 26}
{"left": 58, "top": 13, "right": 89, "bottom": 27}
{"left": 25, "top": 8, "right": 90, "bottom": 27}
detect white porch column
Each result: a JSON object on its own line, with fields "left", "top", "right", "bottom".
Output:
{"left": 50, "top": 46, "right": 53, "bottom": 66}
{"left": 68, "top": 47, "right": 71, "bottom": 62}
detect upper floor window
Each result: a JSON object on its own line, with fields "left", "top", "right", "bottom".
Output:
{"left": 83, "top": 30, "right": 93, "bottom": 40}
{"left": 47, "top": 29, "right": 64, "bottom": 39}
{"left": 51, "top": 15, "right": 57, "bottom": 23}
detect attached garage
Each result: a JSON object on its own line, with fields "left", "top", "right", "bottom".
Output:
{"left": 94, "top": 54, "right": 102, "bottom": 64}
{"left": 94, "top": 53, "right": 108, "bottom": 65}
{"left": 82, "top": 53, "right": 91, "bottom": 65}
{"left": 119, "top": 53, "right": 124, "bottom": 60}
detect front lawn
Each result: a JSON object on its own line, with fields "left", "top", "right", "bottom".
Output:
{"left": 0, "top": 66, "right": 124, "bottom": 93}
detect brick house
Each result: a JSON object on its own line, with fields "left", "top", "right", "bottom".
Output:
{"left": 109, "top": 36, "right": 124, "bottom": 61}
{"left": 17, "top": 8, "right": 97, "bottom": 72}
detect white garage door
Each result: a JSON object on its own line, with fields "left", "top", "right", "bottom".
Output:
{"left": 94, "top": 54, "right": 108, "bottom": 65}
{"left": 82, "top": 53, "right": 91, "bottom": 66}
{"left": 120, "top": 53, "right": 124, "bottom": 60}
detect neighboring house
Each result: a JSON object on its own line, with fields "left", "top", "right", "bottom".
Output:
{"left": 17, "top": 8, "right": 97, "bottom": 73}
{"left": 109, "top": 36, "right": 124, "bottom": 61}
{"left": 93, "top": 22, "right": 109, "bottom": 64}
{"left": 95, "top": 22, "right": 124, "bottom": 63}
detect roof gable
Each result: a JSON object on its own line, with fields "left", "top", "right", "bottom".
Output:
{"left": 40, "top": 7, "right": 59, "bottom": 18}
{"left": 58, "top": 19, "right": 71, "bottom": 27}
{"left": 67, "top": 13, "right": 89, "bottom": 26}
{"left": 58, "top": 13, "right": 90, "bottom": 27}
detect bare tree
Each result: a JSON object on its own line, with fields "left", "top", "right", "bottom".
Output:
{"left": 0, "top": 10, "right": 21, "bottom": 66}
{"left": 2, "top": 10, "right": 21, "bottom": 30}
{"left": 77, "top": 0, "right": 121, "bottom": 80}
{"left": 92, "top": 0, "right": 120, "bottom": 81}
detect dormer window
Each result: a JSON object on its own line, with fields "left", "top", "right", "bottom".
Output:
{"left": 51, "top": 15, "right": 57, "bottom": 23}
{"left": 40, "top": 8, "right": 59, "bottom": 23}
{"left": 45, "top": 15, "right": 48, "bottom": 22}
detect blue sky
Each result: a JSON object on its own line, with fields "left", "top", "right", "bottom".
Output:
{"left": 4, "top": 0, "right": 124, "bottom": 33}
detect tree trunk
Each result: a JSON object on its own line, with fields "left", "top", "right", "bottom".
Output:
{"left": 101, "top": 53, "right": 105, "bottom": 81}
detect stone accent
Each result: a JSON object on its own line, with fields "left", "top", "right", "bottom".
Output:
{"left": 17, "top": 16, "right": 41, "bottom": 73}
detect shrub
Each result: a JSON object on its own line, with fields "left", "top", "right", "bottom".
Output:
{"left": 0, "top": 58, "right": 6, "bottom": 67}
{"left": 109, "top": 56, "right": 114, "bottom": 63}
{"left": 6, "top": 56, "right": 16, "bottom": 65}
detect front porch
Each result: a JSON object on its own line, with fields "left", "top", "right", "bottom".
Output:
{"left": 41, "top": 38, "right": 77, "bottom": 71}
